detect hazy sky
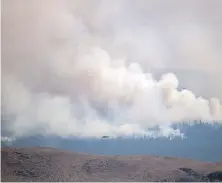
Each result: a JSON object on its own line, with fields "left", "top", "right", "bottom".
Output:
{"left": 1, "top": 0, "right": 222, "bottom": 139}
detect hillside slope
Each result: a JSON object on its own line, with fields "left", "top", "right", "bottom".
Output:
{"left": 1, "top": 147, "right": 222, "bottom": 182}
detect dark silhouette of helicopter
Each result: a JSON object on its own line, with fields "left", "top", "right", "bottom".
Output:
{"left": 101, "top": 135, "right": 109, "bottom": 139}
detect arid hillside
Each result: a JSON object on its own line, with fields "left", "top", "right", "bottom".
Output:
{"left": 1, "top": 147, "right": 222, "bottom": 182}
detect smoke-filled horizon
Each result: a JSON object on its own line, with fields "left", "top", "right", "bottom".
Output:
{"left": 1, "top": 0, "right": 222, "bottom": 139}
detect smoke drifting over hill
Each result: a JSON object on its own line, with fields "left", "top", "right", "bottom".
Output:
{"left": 2, "top": 0, "right": 222, "bottom": 139}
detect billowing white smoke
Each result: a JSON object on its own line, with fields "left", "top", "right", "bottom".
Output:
{"left": 1, "top": 0, "right": 222, "bottom": 139}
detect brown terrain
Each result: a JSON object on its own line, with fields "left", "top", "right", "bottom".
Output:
{"left": 1, "top": 147, "right": 222, "bottom": 182}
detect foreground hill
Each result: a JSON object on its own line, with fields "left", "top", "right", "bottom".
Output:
{"left": 1, "top": 147, "right": 222, "bottom": 182}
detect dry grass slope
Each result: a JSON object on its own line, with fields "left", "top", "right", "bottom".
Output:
{"left": 1, "top": 147, "right": 222, "bottom": 182}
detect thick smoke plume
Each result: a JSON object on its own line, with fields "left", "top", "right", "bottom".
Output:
{"left": 1, "top": 0, "right": 222, "bottom": 139}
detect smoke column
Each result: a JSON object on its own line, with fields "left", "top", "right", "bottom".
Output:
{"left": 1, "top": 0, "right": 222, "bottom": 139}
